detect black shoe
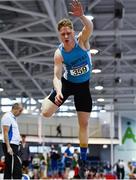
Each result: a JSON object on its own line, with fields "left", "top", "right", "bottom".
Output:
{"left": 78, "top": 160, "right": 87, "bottom": 179}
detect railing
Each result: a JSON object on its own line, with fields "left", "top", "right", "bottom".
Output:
{"left": 18, "top": 122, "right": 113, "bottom": 138}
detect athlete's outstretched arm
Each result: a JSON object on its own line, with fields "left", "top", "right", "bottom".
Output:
{"left": 70, "top": 0, "right": 93, "bottom": 45}
{"left": 53, "top": 49, "right": 63, "bottom": 106}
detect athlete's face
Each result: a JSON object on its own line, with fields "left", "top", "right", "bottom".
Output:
{"left": 59, "top": 26, "right": 75, "bottom": 45}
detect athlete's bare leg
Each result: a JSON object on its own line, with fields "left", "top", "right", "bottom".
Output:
{"left": 77, "top": 111, "right": 90, "bottom": 147}
{"left": 41, "top": 96, "right": 58, "bottom": 117}
{"left": 77, "top": 111, "right": 90, "bottom": 178}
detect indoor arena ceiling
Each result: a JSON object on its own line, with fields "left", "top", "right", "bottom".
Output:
{"left": 0, "top": 0, "right": 136, "bottom": 113}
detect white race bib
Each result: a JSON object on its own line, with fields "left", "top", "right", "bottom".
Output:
{"left": 70, "top": 64, "right": 89, "bottom": 76}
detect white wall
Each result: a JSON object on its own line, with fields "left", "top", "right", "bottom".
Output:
{"left": 114, "top": 116, "right": 136, "bottom": 162}
{"left": 16, "top": 113, "right": 111, "bottom": 138}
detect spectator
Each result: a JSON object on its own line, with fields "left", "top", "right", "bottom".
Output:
{"left": 119, "top": 160, "right": 125, "bottom": 179}
{"left": 104, "top": 161, "right": 111, "bottom": 173}
{"left": 72, "top": 149, "right": 80, "bottom": 179}
{"left": 56, "top": 124, "right": 62, "bottom": 137}
{"left": 64, "top": 143, "right": 73, "bottom": 178}
{"left": 32, "top": 154, "right": 40, "bottom": 179}
{"left": 19, "top": 135, "right": 31, "bottom": 174}
{"left": 0, "top": 156, "right": 5, "bottom": 173}
{"left": 50, "top": 144, "right": 60, "bottom": 177}
{"left": 39, "top": 155, "right": 46, "bottom": 179}
{"left": 115, "top": 159, "right": 125, "bottom": 179}
{"left": 72, "top": 149, "right": 79, "bottom": 168}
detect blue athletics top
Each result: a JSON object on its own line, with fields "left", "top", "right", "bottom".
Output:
{"left": 59, "top": 39, "right": 92, "bottom": 83}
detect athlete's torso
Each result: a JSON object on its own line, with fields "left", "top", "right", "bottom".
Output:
{"left": 59, "top": 39, "right": 92, "bottom": 83}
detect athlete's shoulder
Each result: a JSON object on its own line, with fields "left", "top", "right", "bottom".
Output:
{"left": 54, "top": 48, "right": 62, "bottom": 56}
{"left": 58, "top": 43, "right": 63, "bottom": 50}
{"left": 54, "top": 48, "right": 63, "bottom": 63}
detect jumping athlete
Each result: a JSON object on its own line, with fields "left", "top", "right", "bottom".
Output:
{"left": 42, "top": 0, "right": 93, "bottom": 178}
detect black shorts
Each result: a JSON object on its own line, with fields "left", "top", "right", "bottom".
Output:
{"left": 48, "top": 77, "right": 92, "bottom": 112}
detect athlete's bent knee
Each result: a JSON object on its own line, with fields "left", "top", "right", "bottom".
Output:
{"left": 42, "top": 110, "right": 52, "bottom": 118}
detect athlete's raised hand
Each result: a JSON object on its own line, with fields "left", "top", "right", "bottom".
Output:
{"left": 69, "top": 0, "right": 84, "bottom": 17}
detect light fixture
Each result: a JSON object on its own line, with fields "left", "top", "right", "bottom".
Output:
{"left": 90, "top": 49, "right": 99, "bottom": 55}
{"left": 115, "top": 1, "right": 124, "bottom": 19}
{"left": 103, "top": 144, "right": 108, "bottom": 149}
{"left": 104, "top": 120, "right": 107, "bottom": 124}
{"left": 95, "top": 85, "right": 103, "bottom": 90}
{"left": 92, "top": 60, "right": 101, "bottom": 73}
{"left": 97, "top": 98, "right": 104, "bottom": 102}
{"left": 100, "top": 109, "right": 106, "bottom": 113}
{"left": 0, "top": 87, "right": 4, "bottom": 92}
{"left": 92, "top": 68, "right": 101, "bottom": 74}
{"left": 114, "top": 77, "right": 122, "bottom": 84}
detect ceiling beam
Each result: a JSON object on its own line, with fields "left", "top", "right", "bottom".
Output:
{"left": 42, "top": 0, "right": 59, "bottom": 39}
{"left": 1, "top": 37, "right": 57, "bottom": 47}
{"left": 0, "top": 64, "right": 32, "bottom": 97}
{"left": 0, "top": 29, "right": 136, "bottom": 38}
{"left": 1, "top": 19, "right": 47, "bottom": 35}
{"left": 88, "top": 0, "right": 102, "bottom": 10}
{"left": 1, "top": 54, "right": 136, "bottom": 62}
{"left": 0, "top": 4, "right": 48, "bottom": 18}
{"left": 0, "top": 39, "right": 46, "bottom": 96}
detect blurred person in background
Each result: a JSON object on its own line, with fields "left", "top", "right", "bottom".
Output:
{"left": 1, "top": 103, "right": 23, "bottom": 179}
{"left": 72, "top": 149, "right": 80, "bottom": 178}
{"left": 20, "top": 134, "right": 31, "bottom": 174}
{"left": 56, "top": 124, "right": 62, "bottom": 137}
{"left": 32, "top": 153, "right": 40, "bottom": 179}
{"left": 50, "top": 144, "right": 60, "bottom": 177}
{"left": 63, "top": 143, "right": 73, "bottom": 178}
{"left": 0, "top": 156, "right": 5, "bottom": 173}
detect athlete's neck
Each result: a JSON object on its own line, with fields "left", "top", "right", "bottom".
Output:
{"left": 63, "top": 40, "right": 76, "bottom": 52}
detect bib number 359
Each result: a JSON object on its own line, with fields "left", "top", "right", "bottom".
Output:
{"left": 70, "top": 64, "right": 89, "bottom": 76}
